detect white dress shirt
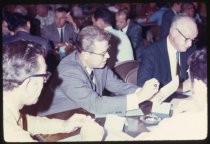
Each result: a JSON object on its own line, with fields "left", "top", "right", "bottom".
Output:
{"left": 167, "top": 36, "right": 179, "bottom": 80}
{"left": 121, "top": 24, "right": 129, "bottom": 33}
{"left": 105, "top": 26, "right": 134, "bottom": 64}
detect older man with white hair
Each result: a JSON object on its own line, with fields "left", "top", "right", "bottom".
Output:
{"left": 137, "top": 15, "right": 198, "bottom": 104}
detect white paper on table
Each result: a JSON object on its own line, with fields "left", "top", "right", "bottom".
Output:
{"left": 104, "top": 114, "right": 126, "bottom": 131}
{"left": 105, "top": 130, "right": 134, "bottom": 141}
{"left": 58, "top": 134, "right": 81, "bottom": 142}
{"left": 152, "top": 102, "right": 172, "bottom": 116}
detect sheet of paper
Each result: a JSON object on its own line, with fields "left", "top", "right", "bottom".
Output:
{"left": 105, "top": 130, "right": 133, "bottom": 141}
{"left": 104, "top": 114, "right": 126, "bottom": 131}
{"left": 152, "top": 102, "right": 172, "bottom": 118}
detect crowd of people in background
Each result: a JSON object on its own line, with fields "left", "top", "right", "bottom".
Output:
{"left": 2, "top": 3, "right": 207, "bottom": 66}
{"left": 2, "top": 2, "right": 207, "bottom": 142}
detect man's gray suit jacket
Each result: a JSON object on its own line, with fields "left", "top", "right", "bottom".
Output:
{"left": 38, "top": 50, "right": 139, "bottom": 116}
{"left": 41, "top": 23, "right": 77, "bottom": 43}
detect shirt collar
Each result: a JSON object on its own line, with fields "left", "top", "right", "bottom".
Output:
{"left": 122, "top": 23, "right": 129, "bottom": 33}
{"left": 167, "top": 36, "right": 178, "bottom": 54}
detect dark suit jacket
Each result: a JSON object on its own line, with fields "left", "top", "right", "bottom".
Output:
{"left": 37, "top": 51, "right": 139, "bottom": 116}
{"left": 41, "top": 23, "right": 77, "bottom": 44}
{"left": 137, "top": 38, "right": 191, "bottom": 87}
{"left": 3, "top": 31, "right": 59, "bottom": 72}
{"left": 3, "top": 31, "right": 52, "bottom": 54}
{"left": 126, "top": 21, "right": 144, "bottom": 61}
{"left": 160, "top": 9, "right": 175, "bottom": 38}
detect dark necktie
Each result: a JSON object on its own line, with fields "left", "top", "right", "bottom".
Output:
{"left": 90, "top": 71, "right": 94, "bottom": 82}
{"left": 176, "top": 52, "right": 181, "bottom": 76}
{"left": 90, "top": 71, "right": 96, "bottom": 91}
{"left": 60, "top": 28, "right": 63, "bottom": 42}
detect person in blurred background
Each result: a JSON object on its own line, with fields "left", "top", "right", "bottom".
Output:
{"left": 35, "top": 4, "right": 55, "bottom": 29}
{"left": 115, "top": 8, "right": 144, "bottom": 61}
{"left": 92, "top": 7, "right": 134, "bottom": 67}
{"left": 41, "top": 7, "right": 78, "bottom": 59}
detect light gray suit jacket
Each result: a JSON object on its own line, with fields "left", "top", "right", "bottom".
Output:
{"left": 38, "top": 50, "right": 139, "bottom": 116}
{"left": 41, "top": 23, "right": 77, "bottom": 43}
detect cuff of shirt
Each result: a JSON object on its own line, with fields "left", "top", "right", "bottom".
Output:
{"left": 126, "top": 88, "right": 142, "bottom": 111}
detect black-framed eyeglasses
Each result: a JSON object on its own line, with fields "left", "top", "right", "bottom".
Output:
{"left": 83, "top": 47, "right": 110, "bottom": 57}
{"left": 26, "top": 71, "right": 52, "bottom": 83}
{"left": 4, "top": 71, "right": 52, "bottom": 85}
{"left": 176, "top": 28, "right": 197, "bottom": 44}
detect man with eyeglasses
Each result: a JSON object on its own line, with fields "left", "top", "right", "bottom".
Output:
{"left": 37, "top": 25, "right": 159, "bottom": 117}
{"left": 3, "top": 40, "right": 104, "bottom": 142}
{"left": 137, "top": 15, "right": 198, "bottom": 104}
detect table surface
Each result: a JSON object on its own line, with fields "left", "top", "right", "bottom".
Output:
{"left": 33, "top": 92, "right": 188, "bottom": 142}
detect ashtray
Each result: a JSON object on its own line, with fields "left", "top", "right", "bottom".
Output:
{"left": 140, "top": 114, "right": 161, "bottom": 126}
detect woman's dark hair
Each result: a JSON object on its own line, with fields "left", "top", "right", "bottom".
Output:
{"left": 188, "top": 48, "right": 207, "bottom": 84}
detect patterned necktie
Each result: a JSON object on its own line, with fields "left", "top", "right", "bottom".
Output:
{"left": 60, "top": 28, "right": 63, "bottom": 42}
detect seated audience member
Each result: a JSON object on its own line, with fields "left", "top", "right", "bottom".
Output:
{"left": 147, "top": 2, "right": 169, "bottom": 26}
{"left": 2, "top": 12, "right": 57, "bottom": 72}
{"left": 37, "top": 25, "right": 159, "bottom": 116}
{"left": 41, "top": 7, "right": 79, "bottom": 59}
{"left": 160, "top": 2, "right": 182, "bottom": 38}
{"left": 137, "top": 48, "right": 207, "bottom": 140}
{"left": 13, "top": 4, "right": 41, "bottom": 36}
{"left": 137, "top": 15, "right": 198, "bottom": 103}
{"left": 92, "top": 7, "right": 134, "bottom": 67}
{"left": 3, "top": 40, "right": 104, "bottom": 142}
{"left": 115, "top": 8, "right": 144, "bottom": 61}
{"left": 180, "top": 2, "right": 195, "bottom": 18}
{"left": 2, "top": 11, "right": 14, "bottom": 39}
{"left": 35, "top": 4, "right": 55, "bottom": 29}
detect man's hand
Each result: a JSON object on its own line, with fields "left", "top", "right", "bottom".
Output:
{"left": 80, "top": 120, "right": 104, "bottom": 141}
{"left": 151, "top": 75, "right": 179, "bottom": 105}
{"left": 65, "top": 12, "right": 79, "bottom": 32}
{"left": 64, "top": 113, "right": 94, "bottom": 132}
{"left": 136, "top": 78, "right": 159, "bottom": 103}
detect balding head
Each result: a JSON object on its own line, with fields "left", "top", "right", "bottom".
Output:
{"left": 170, "top": 15, "right": 198, "bottom": 37}
{"left": 169, "top": 15, "right": 198, "bottom": 52}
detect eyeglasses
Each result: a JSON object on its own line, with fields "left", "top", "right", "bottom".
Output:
{"left": 25, "top": 71, "right": 52, "bottom": 83}
{"left": 176, "top": 28, "right": 197, "bottom": 44}
{"left": 4, "top": 71, "right": 52, "bottom": 85}
{"left": 83, "top": 47, "right": 110, "bottom": 57}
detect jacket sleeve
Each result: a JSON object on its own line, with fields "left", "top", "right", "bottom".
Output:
{"left": 57, "top": 64, "right": 128, "bottom": 115}
{"left": 137, "top": 48, "right": 155, "bottom": 87}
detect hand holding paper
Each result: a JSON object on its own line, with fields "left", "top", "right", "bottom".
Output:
{"left": 151, "top": 76, "right": 179, "bottom": 104}
{"left": 136, "top": 78, "right": 159, "bottom": 103}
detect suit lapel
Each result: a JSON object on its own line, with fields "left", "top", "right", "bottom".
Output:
{"left": 52, "top": 24, "right": 60, "bottom": 41}
{"left": 161, "top": 38, "right": 171, "bottom": 82}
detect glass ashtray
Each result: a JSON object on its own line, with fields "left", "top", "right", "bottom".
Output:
{"left": 140, "top": 114, "right": 161, "bottom": 126}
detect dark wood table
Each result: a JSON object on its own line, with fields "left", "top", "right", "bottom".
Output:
{"left": 33, "top": 92, "right": 188, "bottom": 142}
{"left": 33, "top": 106, "right": 151, "bottom": 142}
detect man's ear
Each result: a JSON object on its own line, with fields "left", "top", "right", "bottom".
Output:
{"left": 20, "top": 78, "right": 31, "bottom": 90}
{"left": 26, "top": 21, "right": 31, "bottom": 29}
{"left": 127, "top": 19, "right": 130, "bottom": 24}
{"left": 170, "top": 28, "right": 178, "bottom": 37}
